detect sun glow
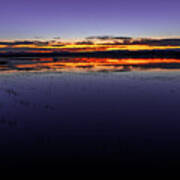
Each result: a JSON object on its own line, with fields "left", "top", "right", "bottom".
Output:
{"left": 1, "top": 40, "right": 180, "bottom": 53}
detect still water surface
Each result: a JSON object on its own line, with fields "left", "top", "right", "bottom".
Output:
{"left": 0, "top": 57, "right": 180, "bottom": 168}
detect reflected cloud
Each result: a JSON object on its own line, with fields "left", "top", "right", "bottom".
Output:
{"left": 1, "top": 57, "right": 180, "bottom": 73}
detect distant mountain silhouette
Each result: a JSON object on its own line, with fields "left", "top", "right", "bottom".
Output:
{"left": 1, "top": 50, "right": 180, "bottom": 59}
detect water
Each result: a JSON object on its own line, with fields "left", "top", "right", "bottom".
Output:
{"left": 1, "top": 57, "right": 180, "bottom": 72}
{"left": 0, "top": 57, "right": 180, "bottom": 168}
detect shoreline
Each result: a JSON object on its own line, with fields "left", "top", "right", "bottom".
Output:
{"left": 1, "top": 50, "right": 180, "bottom": 59}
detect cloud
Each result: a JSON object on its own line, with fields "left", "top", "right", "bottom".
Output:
{"left": 34, "top": 36, "right": 44, "bottom": 39}
{"left": 0, "top": 41, "right": 35, "bottom": 46}
{"left": 34, "top": 41, "right": 50, "bottom": 46}
{"left": 131, "top": 38, "right": 180, "bottom": 46}
{"left": 0, "top": 40, "right": 51, "bottom": 47}
{"left": 86, "top": 36, "right": 132, "bottom": 40}
{"left": 1, "top": 37, "right": 180, "bottom": 54}
{"left": 51, "top": 44, "right": 65, "bottom": 47}
{"left": 53, "top": 37, "right": 61, "bottom": 40}
{"left": 0, "top": 47, "right": 53, "bottom": 52}
{"left": 75, "top": 41, "right": 94, "bottom": 45}
{"left": 86, "top": 36, "right": 180, "bottom": 46}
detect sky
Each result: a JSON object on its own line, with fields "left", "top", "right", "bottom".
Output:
{"left": 0, "top": 0, "right": 180, "bottom": 40}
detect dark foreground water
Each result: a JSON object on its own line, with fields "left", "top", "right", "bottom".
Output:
{"left": 1, "top": 58, "right": 180, "bottom": 169}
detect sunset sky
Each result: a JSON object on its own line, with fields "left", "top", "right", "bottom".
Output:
{"left": 0, "top": 0, "right": 180, "bottom": 53}
{"left": 0, "top": 0, "right": 180, "bottom": 40}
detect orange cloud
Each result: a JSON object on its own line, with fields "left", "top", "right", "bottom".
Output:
{"left": 1, "top": 37, "right": 180, "bottom": 53}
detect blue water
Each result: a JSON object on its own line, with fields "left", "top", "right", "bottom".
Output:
{"left": 0, "top": 69, "right": 180, "bottom": 168}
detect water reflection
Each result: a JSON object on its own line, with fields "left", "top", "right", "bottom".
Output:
{"left": 1, "top": 57, "right": 180, "bottom": 168}
{"left": 1, "top": 57, "right": 180, "bottom": 73}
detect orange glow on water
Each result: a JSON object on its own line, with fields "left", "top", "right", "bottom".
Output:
{"left": 0, "top": 45, "right": 7, "bottom": 48}
{"left": 11, "top": 58, "right": 180, "bottom": 72}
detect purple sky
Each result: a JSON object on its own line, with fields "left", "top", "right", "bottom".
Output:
{"left": 0, "top": 0, "right": 180, "bottom": 40}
